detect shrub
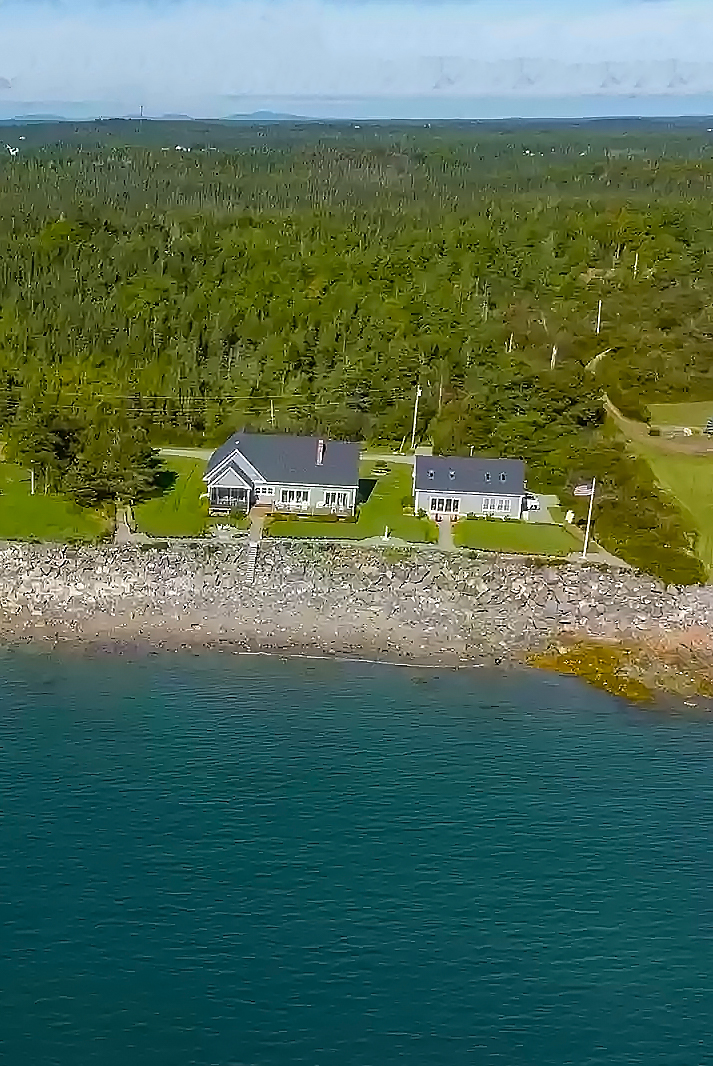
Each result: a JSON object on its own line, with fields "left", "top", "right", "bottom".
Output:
{"left": 607, "top": 386, "right": 650, "bottom": 423}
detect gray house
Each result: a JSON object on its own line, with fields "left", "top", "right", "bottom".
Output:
{"left": 413, "top": 455, "right": 528, "bottom": 521}
{"left": 204, "top": 433, "right": 360, "bottom": 515}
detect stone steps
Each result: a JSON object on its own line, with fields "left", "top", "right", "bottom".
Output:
{"left": 245, "top": 542, "right": 260, "bottom": 584}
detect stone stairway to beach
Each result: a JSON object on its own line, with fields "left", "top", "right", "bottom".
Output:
{"left": 245, "top": 541, "right": 260, "bottom": 583}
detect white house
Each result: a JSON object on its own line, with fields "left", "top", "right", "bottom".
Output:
{"left": 204, "top": 432, "right": 360, "bottom": 515}
{"left": 413, "top": 455, "right": 529, "bottom": 521}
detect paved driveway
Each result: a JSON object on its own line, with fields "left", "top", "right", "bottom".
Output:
{"left": 159, "top": 447, "right": 213, "bottom": 460}
{"left": 526, "top": 494, "right": 559, "bottom": 524}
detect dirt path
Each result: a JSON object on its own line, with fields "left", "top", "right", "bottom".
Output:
{"left": 605, "top": 396, "right": 713, "bottom": 456}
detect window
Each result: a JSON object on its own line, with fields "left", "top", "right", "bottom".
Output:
{"left": 325, "top": 491, "right": 349, "bottom": 508}
{"left": 429, "top": 497, "right": 460, "bottom": 514}
{"left": 258, "top": 485, "right": 274, "bottom": 496}
{"left": 281, "top": 489, "right": 309, "bottom": 504}
{"left": 483, "top": 497, "right": 510, "bottom": 514}
{"left": 485, "top": 472, "right": 491, "bottom": 482}
{"left": 499, "top": 472, "right": 507, "bottom": 483}
{"left": 211, "top": 488, "right": 247, "bottom": 508}
{"left": 448, "top": 470, "right": 456, "bottom": 481}
{"left": 428, "top": 470, "right": 434, "bottom": 480}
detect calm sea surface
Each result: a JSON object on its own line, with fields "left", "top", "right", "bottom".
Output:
{"left": 1, "top": 650, "right": 712, "bottom": 1066}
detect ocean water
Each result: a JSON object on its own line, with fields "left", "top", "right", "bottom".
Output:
{"left": 1, "top": 650, "right": 712, "bottom": 1066}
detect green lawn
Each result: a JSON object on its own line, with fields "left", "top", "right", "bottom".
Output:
{"left": 648, "top": 401, "right": 713, "bottom": 429}
{"left": 453, "top": 518, "right": 580, "bottom": 556}
{"left": 267, "top": 462, "right": 438, "bottom": 543}
{"left": 134, "top": 457, "right": 210, "bottom": 537}
{"left": 0, "top": 463, "right": 108, "bottom": 541}
{"left": 633, "top": 444, "right": 713, "bottom": 575}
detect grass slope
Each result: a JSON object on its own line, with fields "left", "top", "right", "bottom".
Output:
{"left": 0, "top": 463, "right": 107, "bottom": 541}
{"left": 134, "top": 457, "right": 209, "bottom": 537}
{"left": 648, "top": 401, "right": 713, "bottom": 428}
{"left": 633, "top": 444, "right": 713, "bottom": 575}
{"left": 453, "top": 518, "right": 579, "bottom": 556}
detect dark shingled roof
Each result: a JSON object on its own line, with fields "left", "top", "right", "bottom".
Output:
{"left": 205, "top": 433, "right": 360, "bottom": 487}
{"left": 415, "top": 455, "right": 526, "bottom": 494}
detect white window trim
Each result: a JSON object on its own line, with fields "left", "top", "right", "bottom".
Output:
{"left": 324, "top": 491, "right": 350, "bottom": 507}
{"left": 280, "top": 488, "right": 310, "bottom": 505}
{"left": 483, "top": 497, "right": 512, "bottom": 513}
{"left": 429, "top": 496, "right": 460, "bottom": 513}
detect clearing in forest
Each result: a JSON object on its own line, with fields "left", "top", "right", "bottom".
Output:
{"left": 648, "top": 401, "right": 713, "bottom": 430}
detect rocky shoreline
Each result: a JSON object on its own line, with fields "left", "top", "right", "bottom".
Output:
{"left": 1, "top": 540, "right": 713, "bottom": 699}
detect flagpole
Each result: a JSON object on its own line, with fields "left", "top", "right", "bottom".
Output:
{"left": 582, "top": 478, "right": 596, "bottom": 560}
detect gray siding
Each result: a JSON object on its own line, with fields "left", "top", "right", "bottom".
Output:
{"left": 210, "top": 464, "right": 251, "bottom": 490}
{"left": 416, "top": 488, "right": 525, "bottom": 519}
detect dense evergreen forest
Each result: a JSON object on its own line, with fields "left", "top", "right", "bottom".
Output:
{"left": 2, "top": 118, "right": 713, "bottom": 580}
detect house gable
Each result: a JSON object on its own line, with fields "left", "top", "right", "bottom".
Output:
{"left": 208, "top": 462, "right": 252, "bottom": 491}
{"left": 205, "top": 444, "right": 265, "bottom": 488}
{"left": 205, "top": 433, "right": 359, "bottom": 491}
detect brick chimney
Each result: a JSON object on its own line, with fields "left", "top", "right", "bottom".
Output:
{"left": 316, "top": 438, "right": 325, "bottom": 466}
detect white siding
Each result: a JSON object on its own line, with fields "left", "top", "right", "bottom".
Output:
{"left": 273, "top": 483, "right": 356, "bottom": 514}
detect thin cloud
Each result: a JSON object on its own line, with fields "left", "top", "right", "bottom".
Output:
{"left": 1, "top": 0, "right": 712, "bottom": 110}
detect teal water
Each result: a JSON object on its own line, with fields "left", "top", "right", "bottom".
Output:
{"left": 1, "top": 651, "right": 712, "bottom": 1066}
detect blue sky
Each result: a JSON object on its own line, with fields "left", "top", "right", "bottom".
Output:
{"left": 1, "top": 1, "right": 713, "bottom": 118}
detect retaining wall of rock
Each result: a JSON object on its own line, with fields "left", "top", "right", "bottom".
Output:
{"left": 0, "top": 541, "right": 710, "bottom": 659}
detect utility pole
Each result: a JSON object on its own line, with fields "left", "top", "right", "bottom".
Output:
{"left": 507, "top": 332, "right": 514, "bottom": 354}
{"left": 270, "top": 399, "right": 275, "bottom": 427}
{"left": 633, "top": 251, "right": 639, "bottom": 280}
{"left": 595, "top": 299, "right": 602, "bottom": 335}
{"left": 410, "top": 385, "right": 422, "bottom": 451}
{"left": 30, "top": 467, "right": 35, "bottom": 496}
{"left": 550, "top": 344, "right": 558, "bottom": 370}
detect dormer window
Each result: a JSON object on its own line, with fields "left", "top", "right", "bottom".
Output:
{"left": 428, "top": 470, "right": 434, "bottom": 479}
{"left": 485, "top": 472, "right": 491, "bottom": 482}
{"left": 448, "top": 470, "right": 455, "bottom": 480}
{"left": 500, "top": 472, "right": 507, "bottom": 482}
